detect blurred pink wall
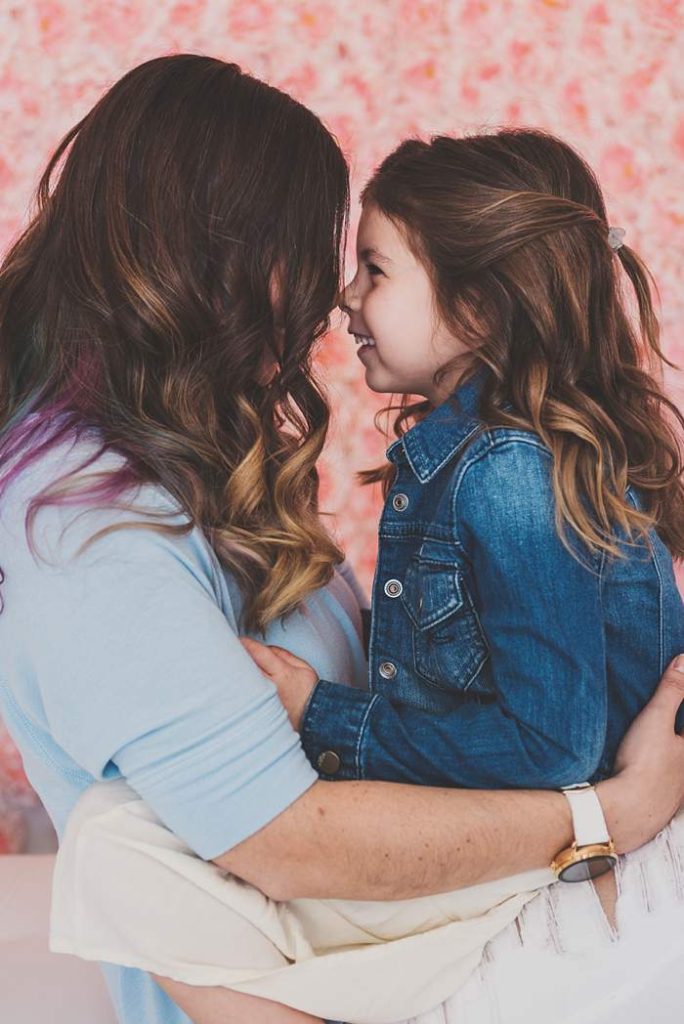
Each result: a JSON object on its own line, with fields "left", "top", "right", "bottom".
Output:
{"left": 1, "top": 0, "right": 682, "bottom": 849}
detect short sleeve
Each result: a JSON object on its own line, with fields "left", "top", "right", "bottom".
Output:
{"left": 33, "top": 522, "right": 318, "bottom": 858}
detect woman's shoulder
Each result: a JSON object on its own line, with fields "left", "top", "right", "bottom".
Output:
{"left": 1, "top": 431, "right": 224, "bottom": 599}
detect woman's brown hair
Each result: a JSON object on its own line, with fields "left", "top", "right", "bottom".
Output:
{"left": 361, "top": 129, "right": 684, "bottom": 560}
{"left": 0, "top": 54, "right": 350, "bottom": 630}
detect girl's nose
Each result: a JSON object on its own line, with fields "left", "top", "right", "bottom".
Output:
{"left": 339, "top": 277, "right": 360, "bottom": 314}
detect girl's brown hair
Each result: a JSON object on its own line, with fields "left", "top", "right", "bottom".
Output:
{"left": 0, "top": 54, "right": 350, "bottom": 630}
{"left": 362, "top": 129, "right": 684, "bottom": 560}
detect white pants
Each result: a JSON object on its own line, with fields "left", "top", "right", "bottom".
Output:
{"left": 50, "top": 780, "right": 684, "bottom": 1024}
{"left": 418, "top": 817, "right": 684, "bottom": 1023}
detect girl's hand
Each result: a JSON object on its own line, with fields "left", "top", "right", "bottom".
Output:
{"left": 241, "top": 638, "right": 319, "bottom": 731}
{"left": 598, "top": 655, "right": 684, "bottom": 854}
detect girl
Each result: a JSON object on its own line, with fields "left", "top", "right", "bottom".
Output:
{"left": 258, "top": 129, "right": 684, "bottom": 794}
{"left": 1, "top": 61, "right": 682, "bottom": 1024}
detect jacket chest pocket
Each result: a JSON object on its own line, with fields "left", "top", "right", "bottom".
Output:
{"left": 400, "top": 551, "right": 492, "bottom": 697}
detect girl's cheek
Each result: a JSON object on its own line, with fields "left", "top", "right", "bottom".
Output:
{"left": 365, "top": 289, "right": 389, "bottom": 327}
{"left": 360, "top": 295, "right": 378, "bottom": 331}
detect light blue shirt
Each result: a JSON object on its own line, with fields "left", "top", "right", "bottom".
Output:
{"left": 0, "top": 431, "right": 368, "bottom": 1024}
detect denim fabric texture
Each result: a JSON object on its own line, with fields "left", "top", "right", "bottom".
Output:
{"left": 301, "top": 372, "right": 684, "bottom": 788}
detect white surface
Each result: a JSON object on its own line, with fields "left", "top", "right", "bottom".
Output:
{"left": 0, "top": 855, "right": 116, "bottom": 1024}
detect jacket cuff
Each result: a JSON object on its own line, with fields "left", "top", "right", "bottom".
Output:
{"left": 300, "top": 680, "right": 379, "bottom": 780}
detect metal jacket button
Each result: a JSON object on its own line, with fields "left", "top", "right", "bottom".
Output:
{"left": 379, "top": 661, "right": 397, "bottom": 679}
{"left": 384, "top": 579, "right": 403, "bottom": 598}
{"left": 317, "top": 750, "right": 341, "bottom": 775}
{"left": 392, "top": 493, "right": 409, "bottom": 511}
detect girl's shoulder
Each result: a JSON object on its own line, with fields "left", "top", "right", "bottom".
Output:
{"left": 444, "top": 426, "right": 575, "bottom": 551}
{"left": 450, "top": 424, "right": 553, "bottom": 496}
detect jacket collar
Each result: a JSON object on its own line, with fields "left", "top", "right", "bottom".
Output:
{"left": 387, "top": 370, "right": 485, "bottom": 484}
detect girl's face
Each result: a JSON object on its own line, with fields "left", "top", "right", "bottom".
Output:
{"left": 341, "top": 204, "right": 468, "bottom": 404}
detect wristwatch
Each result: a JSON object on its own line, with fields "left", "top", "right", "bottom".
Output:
{"left": 551, "top": 783, "right": 618, "bottom": 883}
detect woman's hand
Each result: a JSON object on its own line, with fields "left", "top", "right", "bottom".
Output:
{"left": 597, "top": 655, "right": 684, "bottom": 854}
{"left": 241, "top": 638, "right": 319, "bottom": 731}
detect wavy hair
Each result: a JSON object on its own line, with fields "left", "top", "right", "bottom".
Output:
{"left": 0, "top": 54, "right": 350, "bottom": 630}
{"left": 361, "top": 129, "right": 684, "bottom": 561}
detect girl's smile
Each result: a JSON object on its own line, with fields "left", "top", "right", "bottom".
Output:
{"left": 354, "top": 333, "right": 377, "bottom": 363}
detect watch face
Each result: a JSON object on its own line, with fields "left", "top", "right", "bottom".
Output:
{"left": 559, "top": 854, "right": 616, "bottom": 883}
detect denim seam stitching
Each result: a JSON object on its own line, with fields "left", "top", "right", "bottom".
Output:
{"left": 449, "top": 434, "right": 552, "bottom": 548}
{"left": 449, "top": 436, "right": 602, "bottom": 575}
{"left": 355, "top": 693, "right": 381, "bottom": 780}
{"left": 650, "top": 546, "right": 665, "bottom": 674}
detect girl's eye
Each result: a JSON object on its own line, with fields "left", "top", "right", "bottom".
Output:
{"left": 366, "top": 262, "right": 384, "bottom": 278}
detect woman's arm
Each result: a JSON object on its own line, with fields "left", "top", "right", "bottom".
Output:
{"left": 214, "top": 657, "right": 684, "bottom": 901}
{"left": 158, "top": 664, "right": 684, "bottom": 1024}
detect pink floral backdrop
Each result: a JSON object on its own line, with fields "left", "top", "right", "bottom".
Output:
{"left": 1, "top": 0, "right": 682, "bottom": 851}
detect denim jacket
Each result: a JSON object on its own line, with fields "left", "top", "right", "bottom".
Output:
{"left": 301, "top": 373, "right": 684, "bottom": 788}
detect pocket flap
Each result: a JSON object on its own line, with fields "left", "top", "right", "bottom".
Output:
{"left": 401, "top": 554, "right": 464, "bottom": 631}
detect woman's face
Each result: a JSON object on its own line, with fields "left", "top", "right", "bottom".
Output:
{"left": 341, "top": 204, "right": 467, "bottom": 404}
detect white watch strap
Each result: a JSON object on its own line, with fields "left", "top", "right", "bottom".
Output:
{"left": 561, "top": 783, "right": 611, "bottom": 846}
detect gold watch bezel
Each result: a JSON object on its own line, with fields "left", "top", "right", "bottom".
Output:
{"left": 551, "top": 840, "right": 617, "bottom": 880}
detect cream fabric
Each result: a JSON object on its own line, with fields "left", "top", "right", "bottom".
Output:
{"left": 50, "top": 779, "right": 552, "bottom": 1024}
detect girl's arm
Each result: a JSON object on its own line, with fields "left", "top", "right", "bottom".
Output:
{"left": 296, "top": 442, "right": 673, "bottom": 789}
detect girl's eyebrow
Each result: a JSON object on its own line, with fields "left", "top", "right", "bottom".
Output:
{"left": 359, "top": 246, "right": 393, "bottom": 265}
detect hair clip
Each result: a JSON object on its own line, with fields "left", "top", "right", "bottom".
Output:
{"left": 607, "top": 226, "right": 626, "bottom": 251}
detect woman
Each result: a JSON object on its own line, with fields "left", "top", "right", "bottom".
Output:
{"left": 0, "top": 54, "right": 682, "bottom": 1024}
